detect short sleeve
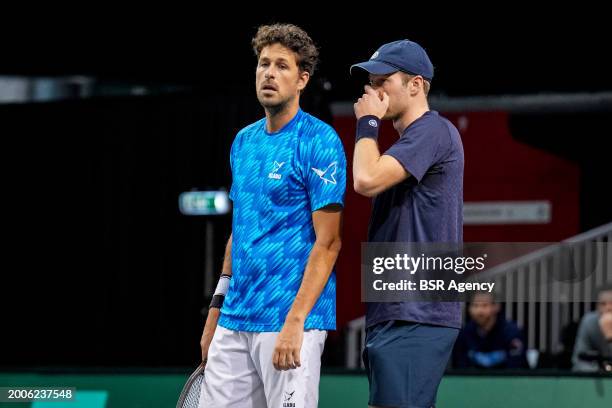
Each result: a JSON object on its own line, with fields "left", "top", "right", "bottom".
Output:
{"left": 301, "top": 126, "right": 347, "bottom": 211}
{"left": 384, "top": 120, "right": 446, "bottom": 183}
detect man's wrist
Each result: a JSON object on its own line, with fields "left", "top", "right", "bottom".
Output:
{"left": 285, "top": 312, "right": 306, "bottom": 325}
{"left": 209, "top": 294, "right": 225, "bottom": 309}
{"left": 356, "top": 115, "right": 381, "bottom": 142}
{"left": 209, "top": 274, "right": 232, "bottom": 309}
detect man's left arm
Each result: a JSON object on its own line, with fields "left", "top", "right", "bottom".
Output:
{"left": 272, "top": 206, "right": 342, "bottom": 371}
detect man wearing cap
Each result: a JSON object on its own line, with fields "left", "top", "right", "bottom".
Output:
{"left": 351, "top": 40, "right": 464, "bottom": 407}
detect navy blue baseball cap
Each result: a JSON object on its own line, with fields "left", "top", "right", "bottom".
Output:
{"left": 350, "top": 39, "right": 434, "bottom": 81}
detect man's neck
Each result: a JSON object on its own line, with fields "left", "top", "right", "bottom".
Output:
{"left": 265, "top": 101, "right": 299, "bottom": 133}
{"left": 393, "top": 101, "right": 430, "bottom": 135}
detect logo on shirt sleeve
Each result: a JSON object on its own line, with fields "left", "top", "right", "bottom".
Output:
{"left": 311, "top": 161, "right": 337, "bottom": 185}
{"left": 268, "top": 161, "right": 285, "bottom": 180}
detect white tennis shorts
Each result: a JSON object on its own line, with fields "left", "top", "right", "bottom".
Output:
{"left": 199, "top": 325, "right": 327, "bottom": 408}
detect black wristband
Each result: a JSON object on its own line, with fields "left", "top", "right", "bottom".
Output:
{"left": 356, "top": 115, "right": 381, "bottom": 142}
{"left": 209, "top": 294, "right": 225, "bottom": 309}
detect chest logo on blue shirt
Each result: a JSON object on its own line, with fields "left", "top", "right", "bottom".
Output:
{"left": 311, "top": 161, "right": 338, "bottom": 185}
{"left": 268, "top": 161, "right": 285, "bottom": 180}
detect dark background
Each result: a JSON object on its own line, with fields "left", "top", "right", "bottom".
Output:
{"left": 3, "top": 11, "right": 612, "bottom": 98}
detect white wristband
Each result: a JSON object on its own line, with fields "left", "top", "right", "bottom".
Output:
{"left": 214, "top": 275, "right": 231, "bottom": 296}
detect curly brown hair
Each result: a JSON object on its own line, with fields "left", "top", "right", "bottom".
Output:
{"left": 252, "top": 23, "right": 319, "bottom": 76}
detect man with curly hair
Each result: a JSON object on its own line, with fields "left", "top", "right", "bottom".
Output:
{"left": 198, "top": 23, "right": 346, "bottom": 408}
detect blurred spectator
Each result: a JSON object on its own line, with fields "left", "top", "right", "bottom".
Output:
{"left": 453, "top": 292, "right": 527, "bottom": 368}
{"left": 572, "top": 284, "right": 612, "bottom": 372}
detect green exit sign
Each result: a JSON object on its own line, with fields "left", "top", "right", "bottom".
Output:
{"left": 179, "top": 191, "right": 230, "bottom": 215}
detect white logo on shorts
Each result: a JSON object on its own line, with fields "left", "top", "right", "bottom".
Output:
{"left": 283, "top": 390, "right": 296, "bottom": 407}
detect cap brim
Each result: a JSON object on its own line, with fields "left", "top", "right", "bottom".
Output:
{"left": 350, "top": 60, "right": 398, "bottom": 75}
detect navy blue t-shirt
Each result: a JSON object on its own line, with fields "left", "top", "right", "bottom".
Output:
{"left": 366, "top": 110, "right": 464, "bottom": 329}
{"left": 452, "top": 317, "right": 528, "bottom": 368}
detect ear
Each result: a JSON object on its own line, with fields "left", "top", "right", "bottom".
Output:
{"left": 410, "top": 76, "right": 423, "bottom": 96}
{"left": 297, "top": 70, "right": 310, "bottom": 92}
{"left": 493, "top": 303, "right": 501, "bottom": 314}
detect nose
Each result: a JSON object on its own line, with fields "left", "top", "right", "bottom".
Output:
{"left": 265, "top": 65, "right": 277, "bottom": 80}
{"left": 367, "top": 84, "right": 384, "bottom": 100}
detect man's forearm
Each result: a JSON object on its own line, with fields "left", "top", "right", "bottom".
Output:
{"left": 353, "top": 138, "right": 382, "bottom": 191}
{"left": 353, "top": 137, "right": 410, "bottom": 197}
{"left": 202, "top": 233, "right": 232, "bottom": 361}
{"left": 221, "top": 233, "right": 233, "bottom": 277}
{"left": 208, "top": 233, "right": 232, "bottom": 310}
{"left": 286, "top": 238, "right": 341, "bottom": 324}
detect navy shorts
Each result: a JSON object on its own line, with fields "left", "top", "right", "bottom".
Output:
{"left": 362, "top": 320, "right": 459, "bottom": 408}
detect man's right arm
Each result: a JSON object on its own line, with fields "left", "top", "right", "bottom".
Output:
{"left": 200, "top": 233, "right": 232, "bottom": 362}
{"left": 352, "top": 86, "right": 410, "bottom": 197}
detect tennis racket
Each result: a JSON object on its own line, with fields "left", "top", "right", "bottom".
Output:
{"left": 176, "top": 362, "right": 206, "bottom": 408}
